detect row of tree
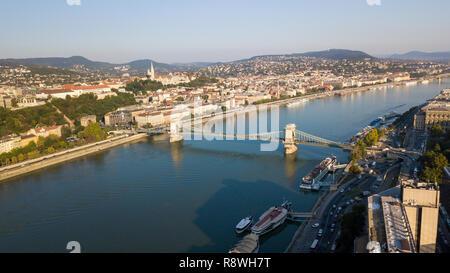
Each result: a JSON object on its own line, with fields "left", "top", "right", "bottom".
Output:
{"left": 0, "top": 122, "right": 107, "bottom": 167}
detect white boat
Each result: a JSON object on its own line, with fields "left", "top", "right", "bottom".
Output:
{"left": 299, "top": 156, "right": 337, "bottom": 191}
{"left": 235, "top": 216, "right": 253, "bottom": 234}
{"left": 251, "top": 206, "right": 288, "bottom": 235}
{"left": 287, "top": 98, "right": 309, "bottom": 107}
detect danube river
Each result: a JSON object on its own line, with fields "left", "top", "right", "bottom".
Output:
{"left": 0, "top": 79, "right": 448, "bottom": 253}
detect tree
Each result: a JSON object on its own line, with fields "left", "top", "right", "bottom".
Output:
{"left": 18, "top": 153, "right": 25, "bottom": 162}
{"left": 430, "top": 124, "right": 443, "bottom": 138}
{"left": 349, "top": 164, "right": 361, "bottom": 174}
{"left": 365, "top": 129, "right": 379, "bottom": 147}
{"left": 61, "top": 126, "right": 72, "bottom": 140}
{"left": 420, "top": 150, "right": 449, "bottom": 183}
{"left": 82, "top": 122, "right": 105, "bottom": 143}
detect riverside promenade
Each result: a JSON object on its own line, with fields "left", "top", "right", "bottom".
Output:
{"left": 0, "top": 133, "right": 148, "bottom": 183}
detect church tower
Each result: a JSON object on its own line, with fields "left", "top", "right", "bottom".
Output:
{"left": 146, "top": 61, "right": 155, "bottom": 80}
{"left": 150, "top": 61, "right": 155, "bottom": 80}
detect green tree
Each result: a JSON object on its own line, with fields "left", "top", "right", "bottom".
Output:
{"left": 430, "top": 124, "right": 443, "bottom": 138}
{"left": 349, "top": 164, "right": 361, "bottom": 174}
{"left": 365, "top": 129, "right": 379, "bottom": 147}
{"left": 83, "top": 122, "right": 105, "bottom": 143}
{"left": 18, "top": 153, "right": 25, "bottom": 161}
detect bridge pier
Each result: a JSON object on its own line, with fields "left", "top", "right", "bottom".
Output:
{"left": 170, "top": 122, "right": 184, "bottom": 143}
{"left": 283, "top": 124, "right": 298, "bottom": 155}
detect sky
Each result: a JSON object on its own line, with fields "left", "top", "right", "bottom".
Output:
{"left": 1, "top": 0, "right": 449, "bottom": 64}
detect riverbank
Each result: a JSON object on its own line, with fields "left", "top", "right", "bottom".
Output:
{"left": 0, "top": 133, "right": 148, "bottom": 183}
{"left": 265, "top": 73, "right": 450, "bottom": 108}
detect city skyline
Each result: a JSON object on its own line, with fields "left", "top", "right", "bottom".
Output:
{"left": 1, "top": 0, "right": 450, "bottom": 63}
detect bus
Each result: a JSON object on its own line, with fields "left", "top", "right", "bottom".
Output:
{"left": 310, "top": 239, "right": 319, "bottom": 252}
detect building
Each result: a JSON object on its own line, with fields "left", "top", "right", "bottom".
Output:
{"left": 104, "top": 110, "right": 132, "bottom": 127}
{"left": 27, "top": 125, "right": 62, "bottom": 138}
{"left": 367, "top": 187, "right": 416, "bottom": 253}
{"left": 80, "top": 115, "right": 97, "bottom": 127}
{"left": 401, "top": 184, "right": 440, "bottom": 253}
{"left": 414, "top": 89, "right": 450, "bottom": 132}
{"left": 0, "top": 135, "right": 22, "bottom": 154}
{"left": 135, "top": 112, "right": 164, "bottom": 128}
{"left": 367, "top": 183, "right": 440, "bottom": 253}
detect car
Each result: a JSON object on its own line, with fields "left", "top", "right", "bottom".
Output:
{"left": 357, "top": 174, "right": 362, "bottom": 179}
{"left": 332, "top": 204, "right": 336, "bottom": 208}
{"left": 312, "top": 223, "right": 320, "bottom": 228}
{"left": 339, "top": 189, "right": 344, "bottom": 193}
{"left": 330, "top": 228, "right": 335, "bottom": 233}
{"left": 318, "top": 229, "right": 323, "bottom": 237}
{"left": 331, "top": 223, "right": 336, "bottom": 228}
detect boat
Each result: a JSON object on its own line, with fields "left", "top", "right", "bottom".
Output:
{"left": 405, "top": 81, "right": 417, "bottom": 86}
{"left": 369, "top": 116, "right": 385, "bottom": 127}
{"left": 384, "top": 111, "right": 400, "bottom": 120}
{"left": 300, "top": 156, "right": 337, "bottom": 190}
{"left": 229, "top": 233, "right": 259, "bottom": 253}
{"left": 251, "top": 205, "right": 288, "bottom": 236}
{"left": 287, "top": 98, "right": 309, "bottom": 107}
{"left": 235, "top": 216, "right": 253, "bottom": 234}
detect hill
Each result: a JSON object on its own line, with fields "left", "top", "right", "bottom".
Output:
{"left": 388, "top": 51, "right": 450, "bottom": 62}
{"left": 291, "top": 49, "right": 375, "bottom": 60}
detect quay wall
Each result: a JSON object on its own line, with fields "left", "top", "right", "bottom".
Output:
{"left": 0, "top": 133, "right": 148, "bottom": 183}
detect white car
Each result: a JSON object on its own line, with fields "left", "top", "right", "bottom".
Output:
{"left": 312, "top": 223, "right": 320, "bottom": 228}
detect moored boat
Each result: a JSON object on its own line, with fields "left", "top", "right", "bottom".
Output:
{"left": 235, "top": 216, "right": 253, "bottom": 234}
{"left": 251, "top": 206, "right": 288, "bottom": 236}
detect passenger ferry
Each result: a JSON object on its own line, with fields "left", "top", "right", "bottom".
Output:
{"left": 300, "top": 156, "right": 337, "bottom": 190}
{"left": 251, "top": 202, "right": 290, "bottom": 236}
{"left": 287, "top": 98, "right": 309, "bottom": 108}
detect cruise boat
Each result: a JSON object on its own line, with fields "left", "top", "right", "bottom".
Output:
{"left": 287, "top": 98, "right": 309, "bottom": 108}
{"left": 251, "top": 205, "right": 288, "bottom": 235}
{"left": 300, "top": 156, "right": 337, "bottom": 190}
{"left": 235, "top": 216, "right": 253, "bottom": 234}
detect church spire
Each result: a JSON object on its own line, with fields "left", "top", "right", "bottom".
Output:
{"left": 150, "top": 61, "right": 155, "bottom": 80}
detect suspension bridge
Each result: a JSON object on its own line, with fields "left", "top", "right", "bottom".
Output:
{"left": 138, "top": 123, "right": 353, "bottom": 154}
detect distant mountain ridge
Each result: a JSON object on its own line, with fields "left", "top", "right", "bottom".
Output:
{"left": 0, "top": 49, "right": 379, "bottom": 74}
{"left": 0, "top": 56, "right": 209, "bottom": 73}
{"left": 243, "top": 49, "right": 375, "bottom": 61}
{"left": 387, "top": 51, "right": 450, "bottom": 61}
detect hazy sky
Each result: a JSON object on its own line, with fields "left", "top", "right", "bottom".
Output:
{"left": 1, "top": 0, "right": 449, "bottom": 63}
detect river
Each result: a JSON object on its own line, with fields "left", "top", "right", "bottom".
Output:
{"left": 0, "top": 78, "right": 448, "bottom": 253}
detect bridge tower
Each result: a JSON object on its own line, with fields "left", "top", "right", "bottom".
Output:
{"left": 284, "top": 124, "right": 298, "bottom": 155}
{"left": 170, "top": 122, "right": 184, "bottom": 143}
